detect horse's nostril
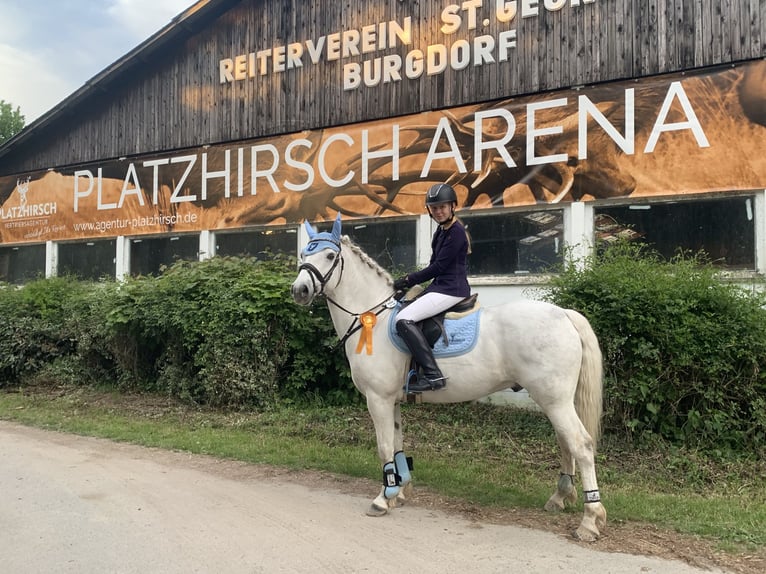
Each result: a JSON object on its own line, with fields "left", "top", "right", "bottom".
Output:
{"left": 291, "top": 283, "right": 310, "bottom": 303}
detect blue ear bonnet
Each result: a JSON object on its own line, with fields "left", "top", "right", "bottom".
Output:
{"left": 302, "top": 233, "right": 341, "bottom": 255}
{"left": 301, "top": 213, "right": 343, "bottom": 256}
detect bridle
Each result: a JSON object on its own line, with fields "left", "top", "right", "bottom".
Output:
{"left": 298, "top": 238, "right": 344, "bottom": 296}
{"left": 298, "top": 239, "right": 398, "bottom": 350}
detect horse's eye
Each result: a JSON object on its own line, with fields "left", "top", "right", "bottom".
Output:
{"left": 326, "top": 252, "right": 336, "bottom": 261}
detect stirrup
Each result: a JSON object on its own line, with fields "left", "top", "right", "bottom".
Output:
{"left": 405, "top": 375, "right": 447, "bottom": 393}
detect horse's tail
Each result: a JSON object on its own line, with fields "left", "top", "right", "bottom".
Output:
{"left": 564, "top": 309, "right": 604, "bottom": 449}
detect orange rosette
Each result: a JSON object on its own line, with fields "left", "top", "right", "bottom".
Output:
{"left": 355, "top": 311, "right": 377, "bottom": 355}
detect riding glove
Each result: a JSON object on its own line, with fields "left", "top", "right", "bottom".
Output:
{"left": 393, "top": 277, "right": 409, "bottom": 291}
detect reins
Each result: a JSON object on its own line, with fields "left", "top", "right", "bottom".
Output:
{"left": 327, "top": 293, "right": 398, "bottom": 351}
{"left": 298, "top": 239, "right": 397, "bottom": 351}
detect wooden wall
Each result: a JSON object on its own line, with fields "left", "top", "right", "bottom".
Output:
{"left": 2, "top": 0, "right": 764, "bottom": 175}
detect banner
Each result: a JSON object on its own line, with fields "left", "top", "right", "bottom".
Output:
{"left": 1, "top": 60, "right": 764, "bottom": 245}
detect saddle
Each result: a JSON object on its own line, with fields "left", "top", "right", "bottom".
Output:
{"left": 401, "top": 290, "right": 480, "bottom": 348}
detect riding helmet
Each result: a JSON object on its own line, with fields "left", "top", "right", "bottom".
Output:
{"left": 425, "top": 183, "right": 458, "bottom": 205}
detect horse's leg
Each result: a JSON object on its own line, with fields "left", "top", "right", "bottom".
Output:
{"left": 543, "top": 433, "right": 578, "bottom": 512}
{"left": 391, "top": 403, "right": 413, "bottom": 508}
{"left": 545, "top": 406, "right": 607, "bottom": 541}
{"left": 575, "top": 436, "right": 607, "bottom": 542}
{"left": 365, "top": 393, "right": 399, "bottom": 517}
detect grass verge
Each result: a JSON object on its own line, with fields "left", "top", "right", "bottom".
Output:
{"left": 1, "top": 385, "right": 764, "bottom": 557}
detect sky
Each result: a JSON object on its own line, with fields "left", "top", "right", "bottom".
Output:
{"left": 0, "top": 0, "right": 196, "bottom": 124}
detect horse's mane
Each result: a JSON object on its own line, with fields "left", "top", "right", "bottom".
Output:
{"left": 341, "top": 236, "right": 394, "bottom": 283}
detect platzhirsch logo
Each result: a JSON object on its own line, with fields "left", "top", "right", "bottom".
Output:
{"left": 0, "top": 177, "right": 58, "bottom": 220}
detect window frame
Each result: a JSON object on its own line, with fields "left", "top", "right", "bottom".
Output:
{"left": 0, "top": 243, "right": 46, "bottom": 284}
{"left": 458, "top": 206, "right": 566, "bottom": 278}
{"left": 57, "top": 238, "right": 118, "bottom": 281}
{"left": 129, "top": 233, "right": 200, "bottom": 277}
{"left": 214, "top": 224, "right": 300, "bottom": 260}
{"left": 592, "top": 191, "right": 758, "bottom": 272}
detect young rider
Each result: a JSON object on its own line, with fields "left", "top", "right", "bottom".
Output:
{"left": 393, "top": 183, "right": 470, "bottom": 392}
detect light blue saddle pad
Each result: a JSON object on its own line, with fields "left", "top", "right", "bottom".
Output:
{"left": 388, "top": 305, "right": 482, "bottom": 358}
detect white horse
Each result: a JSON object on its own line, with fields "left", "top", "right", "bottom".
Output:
{"left": 290, "top": 215, "right": 607, "bottom": 541}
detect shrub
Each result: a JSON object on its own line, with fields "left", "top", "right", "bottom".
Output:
{"left": 0, "top": 276, "right": 105, "bottom": 387}
{"left": 0, "top": 258, "right": 355, "bottom": 408}
{"left": 545, "top": 241, "right": 766, "bottom": 451}
{"left": 104, "top": 256, "right": 354, "bottom": 408}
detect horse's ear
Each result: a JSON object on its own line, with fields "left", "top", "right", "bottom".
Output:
{"left": 303, "top": 219, "right": 317, "bottom": 240}
{"left": 331, "top": 212, "right": 342, "bottom": 240}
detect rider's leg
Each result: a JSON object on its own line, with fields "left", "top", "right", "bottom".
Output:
{"left": 395, "top": 319, "right": 446, "bottom": 391}
{"left": 395, "top": 292, "right": 463, "bottom": 392}
{"left": 395, "top": 291, "right": 464, "bottom": 324}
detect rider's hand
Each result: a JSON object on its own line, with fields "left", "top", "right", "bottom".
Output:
{"left": 393, "top": 277, "right": 409, "bottom": 291}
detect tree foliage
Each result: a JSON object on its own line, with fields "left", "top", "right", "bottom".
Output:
{"left": 0, "top": 100, "right": 25, "bottom": 144}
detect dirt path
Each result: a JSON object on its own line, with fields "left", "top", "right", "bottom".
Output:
{"left": 0, "top": 421, "right": 732, "bottom": 574}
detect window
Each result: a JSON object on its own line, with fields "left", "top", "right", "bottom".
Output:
{"left": 131, "top": 235, "right": 199, "bottom": 276}
{"left": 0, "top": 244, "right": 46, "bottom": 284}
{"left": 595, "top": 196, "right": 755, "bottom": 269}
{"left": 459, "top": 209, "right": 564, "bottom": 275}
{"left": 216, "top": 226, "right": 298, "bottom": 260}
{"left": 58, "top": 240, "right": 117, "bottom": 280}
{"left": 315, "top": 218, "right": 417, "bottom": 273}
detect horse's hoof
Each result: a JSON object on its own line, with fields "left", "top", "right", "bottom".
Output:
{"left": 543, "top": 498, "right": 565, "bottom": 513}
{"left": 392, "top": 488, "right": 409, "bottom": 508}
{"left": 597, "top": 514, "right": 607, "bottom": 530}
{"left": 574, "top": 525, "right": 599, "bottom": 542}
{"left": 366, "top": 503, "right": 388, "bottom": 517}
{"left": 543, "top": 498, "right": 564, "bottom": 513}
{"left": 388, "top": 492, "right": 404, "bottom": 508}
{"left": 394, "top": 481, "right": 413, "bottom": 507}
{"left": 594, "top": 505, "right": 607, "bottom": 530}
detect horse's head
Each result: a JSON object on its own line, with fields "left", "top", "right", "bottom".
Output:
{"left": 291, "top": 213, "right": 343, "bottom": 305}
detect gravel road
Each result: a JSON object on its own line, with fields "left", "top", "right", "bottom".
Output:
{"left": 0, "top": 421, "right": 726, "bottom": 574}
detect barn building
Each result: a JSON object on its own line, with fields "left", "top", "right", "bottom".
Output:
{"left": 0, "top": 0, "right": 765, "bottom": 307}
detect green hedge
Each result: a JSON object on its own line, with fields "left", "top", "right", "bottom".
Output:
{"left": 0, "top": 257, "right": 355, "bottom": 408}
{"left": 0, "top": 276, "right": 108, "bottom": 387}
{"left": 2, "top": 245, "right": 765, "bottom": 452}
{"left": 545, "top": 242, "right": 766, "bottom": 451}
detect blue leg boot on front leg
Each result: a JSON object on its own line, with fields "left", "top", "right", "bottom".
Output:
{"left": 394, "top": 450, "right": 412, "bottom": 486}
{"left": 396, "top": 319, "right": 447, "bottom": 392}
{"left": 383, "top": 461, "right": 401, "bottom": 499}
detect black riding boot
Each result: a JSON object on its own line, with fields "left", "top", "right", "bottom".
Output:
{"left": 396, "top": 319, "right": 447, "bottom": 392}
